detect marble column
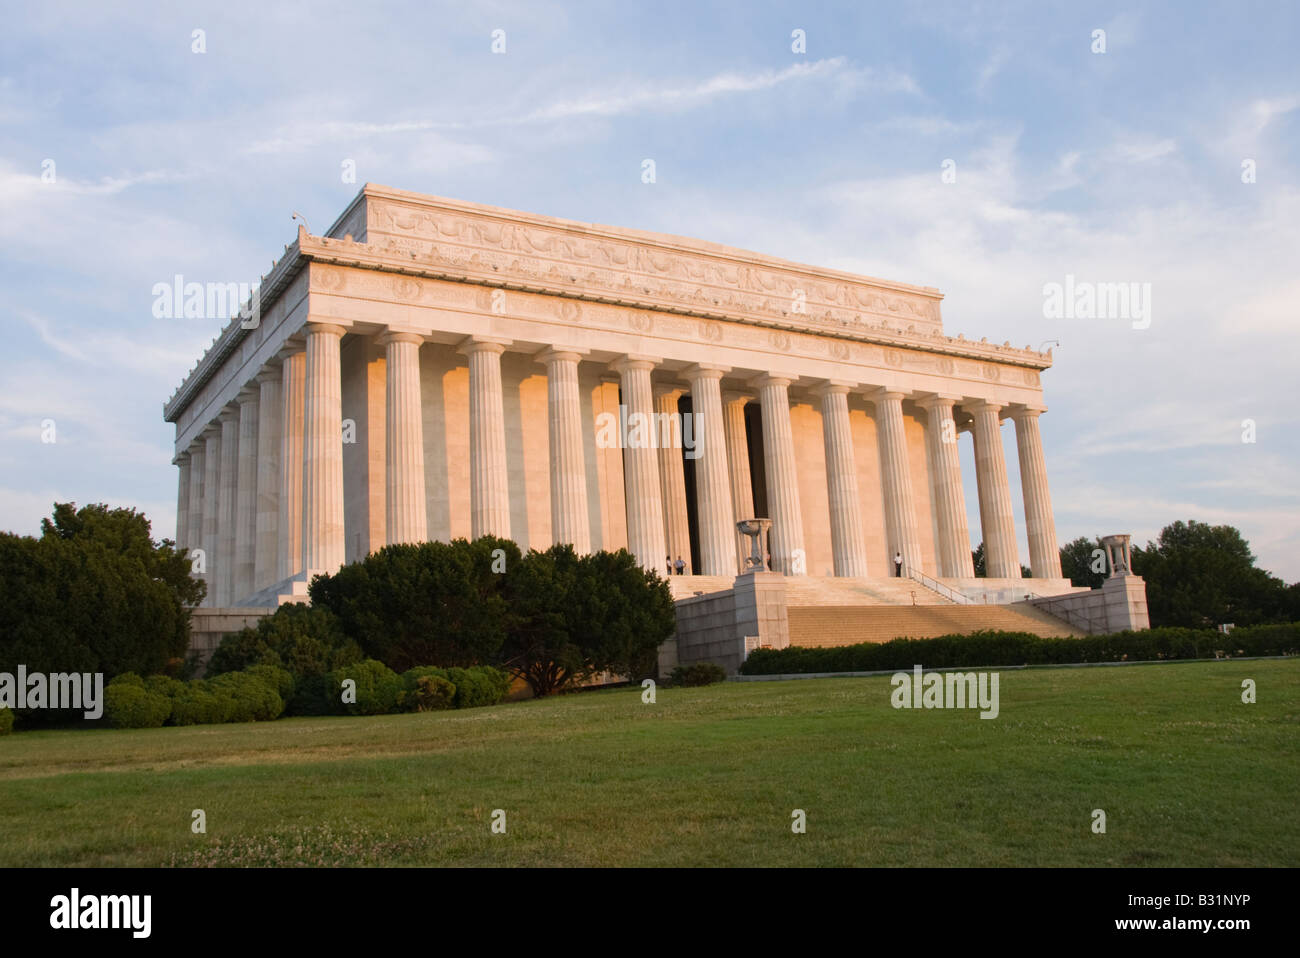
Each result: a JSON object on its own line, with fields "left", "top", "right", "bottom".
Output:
{"left": 872, "top": 389, "right": 922, "bottom": 576}
{"left": 175, "top": 453, "right": 190, "bottom": 556}
{"left": 611, "top": 356, "right": 666, "bottom": 572}
{"left": 815, "top": 382, "right": 869, "bottom": 577}
{"left": 201, "top": 426, "right": 222, "bottom": 605}
{"left": 233, "top": 387, "right": 260, "bottom": 602}
{"left": 539, "top": 347, "right": 589, "bottom": 553}
{"left": 969, "top": 400, "right": 1021, "bottom": 579}
{"left": 301, "top": 323, "right": 346, "bottom": 573}
{"left": 1010, "top": 406, "right": 1062, "bottom": 579}
{"left": 460, "top": 337, "right": 512, "bottom": 540}
{"left": 217, "top": 407, "right": 240, "bottom": 605}
{"left": 721, "top": 391, "right": 755, "bottom": 571}
{"left": 916, "top": 395, "right": 975, "bottom": 578}
{"left": 654, "top": 383, "right": 691, "bottom": 573}
{"left": 752, "top": 374, "right": 805, "bottom": 575}
{"left": 684, "top": 364, "right": 734, "bottom": 576}
{"left": 277, "top": 349, "right": 305, "bottom": 580}
{"left": 381, "top": 331, "right": 428, "bottom": 546}
{"left": 186, "top": 441, "right": 205, "bottom": 558}
{"left": 254, "top": 367, "right": 281, "bottom": 591}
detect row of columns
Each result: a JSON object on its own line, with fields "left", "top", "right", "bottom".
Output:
{"left": 175, "top": 325, "right": 1062, "bottom": 604}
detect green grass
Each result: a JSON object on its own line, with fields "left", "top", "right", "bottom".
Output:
{"left": 1, "top": 659, "right": 1296, "bottom": 866}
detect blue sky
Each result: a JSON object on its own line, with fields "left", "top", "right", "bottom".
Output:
{"left": 2, "top": 1, "right": 1297, "bottom": 579}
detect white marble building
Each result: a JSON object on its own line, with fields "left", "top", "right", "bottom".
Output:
{"left": 166, "top": 184, "right": 1075, "bottom": 608}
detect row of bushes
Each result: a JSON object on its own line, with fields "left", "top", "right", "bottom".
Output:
{"left": 102, "top": 661, "right": 512, "bottom": 728}
{"left": 104, "top": 668, "right": 290, "bottom": 728}
{"left": 739, "top": 623, "right": 1300, "bottom": 676}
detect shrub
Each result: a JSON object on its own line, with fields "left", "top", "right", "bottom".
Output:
{"left": 244, "top": 664, "right": 295, "bottom": 705}
{"left": 412, "top": 675, "right": 457, "bottom": 711}
{"left": 286, "top": 674, "right": 341, "bottom": 717}
{"left": 0, "top": 707, "right": 13, "bottom": 735}
{"left": 108, "top": 672, "right": 145, "bottom": 688}
{"left": 103, "top": 683, "right": 171, "bottom": 729}
{"left": 331, "top": 660, "right": 404, "bottom": 715}
{"left": 444, "top": 666, "right": 511, "bottom": 708}
{"left": 170, "top": 685, "right": 226, "bottom": 726}
{"left": 207, "top": 604, "right": 361, "bottom": 679}
{"left": 670, "top": 662, "right": 728, "bottom": 687}
{"left": 738, "top": 623, "right": 1300, "bottom": 676}
{"left": 208, "top": 671, "right": 284, "bottom": 722}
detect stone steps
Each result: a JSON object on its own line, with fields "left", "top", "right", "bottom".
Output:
{"left": 786, "top": 602, "right": 1084, "bottom": 647}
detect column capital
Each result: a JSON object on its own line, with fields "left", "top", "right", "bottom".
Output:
{"left": 1005, "top": 402, "right": 1048, "bottom": 420}
{"left": 653, "top": 381, "right": 685, "bottom": 400}
{"left": 683, "top": 363, "right": 730, "bottom": 382}
{"left": 535, "top": 345, "right": 588, "bottom": 365}
{"left": 255, "top": 364, "right": 282, "bottom": 384}
{"left": 200, "top": 422, "right": 222, "bottom": 440}
{"left": 275, "top": 339, "right": 305, "bottom": 363}
{"left": 303, "top": 321, "right": 347, "bottom": 338}
{"left": 458, "top": 335, "right": 511, "bottom": 356}
{"left": 812, "top": 379, "right": 856, "bottom": 398}
{"left": 236, "top": 385, "right": 260, "bottom": 406}
{"left": 610, "top": 354, "right": 662, "bottom": 375}
{"left": 965, "top": 398, "right": 1006, "bottom": 415}
{"left": 868, "top": 386, "right": 908, "bottom": 403}
{"left": 377, "top": 329, "right": 426, "bottom": 347}
{"left": 749, "top": 372, "right": 797, "bottom": 390}
{"left": 913, "top": 392, "right": 963, "bottom": 411}
{"left": 721, "top": 390, "right": 753, "bottom": 406}
{"left": 172, "top": 450, "right": 190, "bottom": 466}
{"left": 218, "top": 404, "right": 241, "bottom": 425}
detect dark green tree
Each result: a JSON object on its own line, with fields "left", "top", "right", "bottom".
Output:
{"left": 501, "top": 545, "right": 675, "bottom": 696}
{"left": 1059, "top": 535, "right": 1107, "bottom": 589}
{"left": 308, "top": 536, "right": 521, "bottom": 670}
{"left": 0, "top": 503, "right": 204, "bottom": 698}
{"left": 970, "top": 542, "right": 1031, "bottom": 578}
{"left": 1133, "top": 520, "right": 1291, "bottom": 628}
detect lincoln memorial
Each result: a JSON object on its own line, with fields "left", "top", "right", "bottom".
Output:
{"left": 169, "top": 185, "right": 1144, "bottom": 664}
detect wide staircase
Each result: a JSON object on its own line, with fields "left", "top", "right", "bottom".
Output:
{"left": 786, "top": 602, "right": 1084, "bottom": 647}
{"left": 667, "top": 574, "right": 1081, "bottom": 644}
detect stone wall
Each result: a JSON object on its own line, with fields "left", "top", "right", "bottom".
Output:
{"left": 1028, "top": 574, "right": 1150, "bottom": 635}
{"left": 672, "top": 572, "right": 790, "bottom": 675}
{"left": 189, "top": 607, "right": 275, "bottom": 673}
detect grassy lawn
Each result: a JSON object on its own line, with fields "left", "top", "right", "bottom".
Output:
{"left": 1, "top": 658, "right": 1296, "bottom": 867}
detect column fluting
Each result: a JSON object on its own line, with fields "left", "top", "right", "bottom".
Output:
{"left": 1010, "top": 406, "right": 1062, "bottom": 579}
{"left": 917, "top": 395, "right": 975, "bottom": 578}
{"left": 301, "top": 323, "right": 347, "bottom": 573}
{"left": 460, "top": 337, "right": 512, "bottom": 540}
{"left": 539, "top": 347, "right": 590, "bottom": 553}
{"left": 721, "top": 391, "right": 755, "bottom": 572}
{"left": 753, "top": 374, "right": 805, "bottom": 575}
{"left": 815, "top": 382, "right": 869, "bottom": 577}
{"left": 233, "top": 388, "right": 259, "bottom": 602}
{"left": 217, "top": 408, "right": 240, "bottom": 605}
{"left": 873, "top": 390, "right": 922, "bottom": 576}
{"left": 382, "top": 331, "right": 428, "bottom": 546}
{"left": 277, "top": 349, "right": 305, "bottom": 580}
{"left": 611, "top": 356, "right": 666, "bottom": 572}
{"left": 254, "top": 367, "right": 281, "bottom": 591}
{"left": 969, "top": 400, "right": 1021, "bottom": 579}
{"left": 684, "top": 364, "right": 734, "bottom": 576}
{"left": 654, "top": 384, "right": 691, "bottom": 573}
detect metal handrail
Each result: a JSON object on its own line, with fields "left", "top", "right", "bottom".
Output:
{"left": 904, "top": 567, "right": 975, "bottom": 605}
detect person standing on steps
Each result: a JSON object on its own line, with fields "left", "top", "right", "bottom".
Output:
{"left": 666, "top": 555, "right": 672, "bottom": 576}
{"left": 894, "top": 549, "right": 903, "bottom": 577}
{"left": 674, "top": 555, "right": 686, "bottom": 576}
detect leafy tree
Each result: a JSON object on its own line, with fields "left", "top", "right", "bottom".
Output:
{"left": 308, "top": 536, "right": 520, "bottom": 670}
{"left": 0, "top": 504, "right": 204, "bottom": 700}
{"left": 501, "top": 545, "right": 675, "bottom": 696}
{"left": 1059, "top": 536, "right": 1107, "bottom": 589}
{"left": 1133, "top": 520, "right": 1292, "bottom": 628}
{"left": 207, "top": 603, "right": 360, "bottom": 678}
{"left": 970, "top": 542, "right": 1031, "bottom": 579}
